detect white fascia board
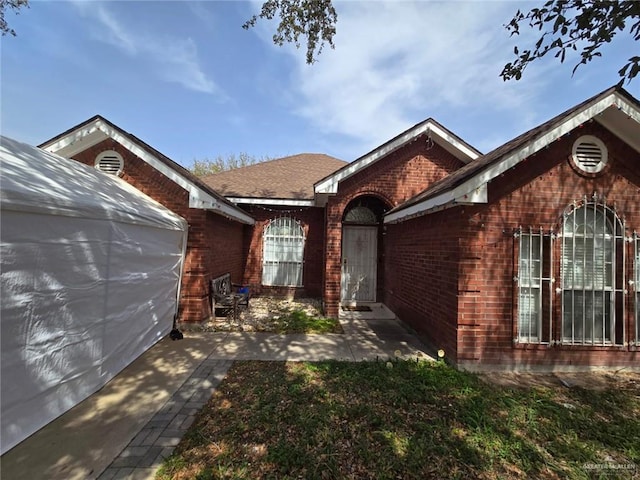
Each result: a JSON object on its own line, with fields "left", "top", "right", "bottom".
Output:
{"left": 613, "top": 93, "right": 640, "bottom": 122}
{"left": 46, "top": 118, "right": 254, "bottom": 225}
{"left": 314, "top": 120, "right": 479, "bottom": 195}
{"left": 384, "top": 183, "right": 487, "bottom": 224}
{"left": 384, "top": 92, "right": 630, "bottom": 224}
{"left": 227, "top": 197, "right": 315, "bottom": 207}
{"left": 41, "top": 123, "right": 108, "bottom": 158}
{"left": 188, "top": 192, "right": 254, "bottom": 224}
{"left": 97, "top": 121, "right": 254, "bottom": 224}
{"left": 428, "top": 122, "right": 479, "bottom": 163}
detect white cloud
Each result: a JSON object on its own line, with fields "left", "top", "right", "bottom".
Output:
{"left": 262, "top": 1, "right": 555, "bottom": 153}
{"left": 73, "top": 2, "right": 219, "bottom": 95}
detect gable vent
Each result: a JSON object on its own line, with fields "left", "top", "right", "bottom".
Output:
{"left": 95, "top": 150, "right": 124, "bottom": 176}
{"left": 572, "top": 135, "right": 607, "bottom": 174}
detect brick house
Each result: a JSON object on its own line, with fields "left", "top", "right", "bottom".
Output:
{"left": 42, "top": 86, "right": 639, "bottom": 370}
{"left": 40, "top": 116, "right": 254, "bottom": 324}
{"left": 202, "top": 121, "right": 479, "bottom": 313}
{"left": 204, "top": 86, "right": 639, "bottom": 371}
{"left": 202, "top": 154, "right": 347, "bottom": 299}
{"left": 383, "top": 86, "right": 640, "bottom": 371}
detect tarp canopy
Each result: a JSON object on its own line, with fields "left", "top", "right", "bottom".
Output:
{"left": 0, "top": 136, "right": 188, "bottom": 454}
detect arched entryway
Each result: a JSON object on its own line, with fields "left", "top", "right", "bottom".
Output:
{"left": 340, "top": 196, "right": 390, "bottom": 306}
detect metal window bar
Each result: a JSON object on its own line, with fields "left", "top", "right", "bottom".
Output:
{"left": 516, "top": 227, "right": 552, "bottom": 344}
{"left": 262, "top": 216, "right": 305, "bottom": 287}
{"left": 633, "top": 232, "right": 640, "bottom": 345}
{"left": 560, "top": 197, "right": 624, "bottom": 346}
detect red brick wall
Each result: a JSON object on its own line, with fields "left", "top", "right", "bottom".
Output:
{"left": 388, "top": 122, "right": 640, "bottom": 370}
{"left": 240, "top": 205, "right": 325, "bottom": 297}
{"left": 384, "top": 209, "right": 464, "bottom": 359}
{"left": 323, "top": 139, "right": 466, "bottom": 316}
{"left": 71, "top": 139, "right": 246, "bottom": 324}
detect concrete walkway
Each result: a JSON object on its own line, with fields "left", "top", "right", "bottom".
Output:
{"left": 0, "top": 305, "right": 433, "bottom": 480}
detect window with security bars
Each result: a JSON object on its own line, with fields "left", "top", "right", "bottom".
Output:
{"left": 635, "top": 235, "right": 639, "bottom": 344}
{"left": 262, "top": 217, "right": 304, "bottom": 287}
{"left": 561, "top": 201, "right": 624, "bottom": 345}
{"left": 516, "top": 229, "right": 553, "bottom": 343}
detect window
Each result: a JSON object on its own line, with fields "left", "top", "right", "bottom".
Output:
{"left": 516, "top": 228, "right": 553, "bottom": 344}
{"left": 561, "top": 201, "right": 623, "bottom": 345}
{"left": 343, "top": 205, "right": 377, "bottom": 224}
{"left": 262, "top": 217, "right": 304, "bottom": 287}
{"left": 517, "top": 230, "right": 543, "bottom": 342}
{"left": 95, "top": 150, "right": 124, "bottom": 176}
{"left": 635, "top": 234, "right": 639, "bottom": 344}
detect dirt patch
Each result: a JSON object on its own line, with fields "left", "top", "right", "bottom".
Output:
{"left": 480, "top": 370, "right": 640, "bottom": 391}
{"left": 192, "top": 297, "right": 326, "bottom": 332}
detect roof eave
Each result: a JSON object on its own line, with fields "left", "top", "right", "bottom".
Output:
{"left": 385, "top": 90, "right": 640, "bottom": 224}
{"left": 227, "top": 197, "right": 316, "bottom": 207}
{"left": 384, "top": 184, "right": 488, "bottom": 224}
{"left": 314, "top": 119, "right": 480, "bottom": 195}
{"left": 41, "top": 118, "right": 254, "bottom": 225}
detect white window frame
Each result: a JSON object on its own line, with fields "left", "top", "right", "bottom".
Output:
{"left": 262, "top": 217, "right": 305, "bottom": 287}
{"left": 515, "top": 228, "right": 554, "bottom": 344}
{"left": 560, "top": 198, "right": 624, "bottom": 346}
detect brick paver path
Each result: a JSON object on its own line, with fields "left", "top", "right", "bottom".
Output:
{"left": 97, "top": 359, "right": 232, "bottom": 480}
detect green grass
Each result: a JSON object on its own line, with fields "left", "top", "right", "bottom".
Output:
{"left": 268, "top": 307, "right": 342, "bottom": 334}
{"left": 157, "top": 361, "right": 640, "bottom": 480}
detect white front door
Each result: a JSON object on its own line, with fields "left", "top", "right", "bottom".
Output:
{"left": 341, "top": 226, "right": 377, "bottom": 303}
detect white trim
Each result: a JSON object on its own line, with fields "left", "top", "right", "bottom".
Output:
{"left": 384, "top": 92, "right": 638, "bottom": 224}
{"left": 42, "top": 118, "right": 254, "bottom": 225}
{"left": 314, "top": 119, "right": 479, "bottom": 195}
{"left": 384, "top": 183, "right": 487, "bottom": 224}
{"left": 228, "top": 197, "right": 315, "bottom": 207}
{"left": 612, "top": 94, "right": 640, "bottom": 122}
{"left": 41, "top": 125, "right": 107, "bottom": 158}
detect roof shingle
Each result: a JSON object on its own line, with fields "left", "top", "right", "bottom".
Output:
{"left": 202, "top": 153, "right": 347, "bottom": 200}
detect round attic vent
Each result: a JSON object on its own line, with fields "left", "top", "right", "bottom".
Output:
{"left": 95, "top": 150, "right": 124, "bottom": 176}
{"left": 572, "top": 135, "right": 608, "bottom": 174}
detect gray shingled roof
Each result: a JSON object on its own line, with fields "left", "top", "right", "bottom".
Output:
{"left": 202, "top": 153, "right": 347, "bottom": 200}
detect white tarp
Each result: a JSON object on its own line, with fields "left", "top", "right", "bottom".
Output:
{"left": 0, "top": 136, "right": 188, "bottom": 454}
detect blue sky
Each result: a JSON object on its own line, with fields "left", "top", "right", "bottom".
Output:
{"left": 2, "top": 1, "right": 638, "bottom": 169}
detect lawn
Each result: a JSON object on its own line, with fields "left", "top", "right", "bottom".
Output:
{"left": 157, "top": 360, "right": 640, "bottom": 480}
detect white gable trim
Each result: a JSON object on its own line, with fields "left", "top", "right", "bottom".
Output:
{"left": 385, "top": 91, "right": 639, "bottom": 224}
{"left": 385, "top": 183, "right": 487, "bottom": 224}
{"left": 314, "top": 120, "right": 479, "bottom": 195}
{"left": 42, "top": 125, "right": 108, "bottom": 158}
{"left": 228, "top": 197, "right": 315, "bottom": 207}
{"left": 43, "top": 118, "right": 254, "bottom": 225}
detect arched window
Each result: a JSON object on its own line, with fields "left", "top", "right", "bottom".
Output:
{"left": 263, "top": 217, "right": 305, "bottom": 287}
{"left": 343, "top": 205, "right": 378, "bottom": 225}
{"left": 561, "top": 202, "right": 624, "bottom": 344}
